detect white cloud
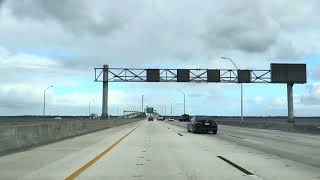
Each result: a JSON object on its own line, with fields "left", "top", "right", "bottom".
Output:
{"left": 300, "top": 83, "right": 320, "bottom": 105}
{"left": 0, "top": 0, "right": 319, "bottom": 116}
{"left": 0, "top": 0, "right": 319, "bottom": 69}
{"left": 254, "top": 96, "right": 264, "bottom": 104}
{"left": 274, "top": 96, "right": 287, "bottom": 106}
{"left": 0, "top": 81, "right": 138, "bottom": 115}
{"left": 0, "top": 51, "right": 60, "bottom": 70}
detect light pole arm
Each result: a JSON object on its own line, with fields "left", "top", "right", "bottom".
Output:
{"left": 221, "top": 57, "right": 239, "bottom": 70}
{"left": 221, "top": 57, "right": 243, "bottom": 123}
{"left": 43, "top": 85, "right": 53, "bottom": 121}
{"left": 178, "top": 90, "right": 185, "bottom": 96}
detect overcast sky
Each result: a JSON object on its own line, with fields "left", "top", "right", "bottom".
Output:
{"left": 0, "top": 0, "right": 320, "bottom": 116}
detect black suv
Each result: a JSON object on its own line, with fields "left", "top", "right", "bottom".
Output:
{"left": 187, "top": 116, "right": 218, "bottom": 134}
{"left": 179, "top": 114, "right": 190, "bottom": 122}
{"left": 148, "top": 116, "right": 154, "bottom": 121}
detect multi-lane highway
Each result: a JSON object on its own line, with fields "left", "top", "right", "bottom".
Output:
{"left": 0, "top": 119, "right": 319, "bottom": 180}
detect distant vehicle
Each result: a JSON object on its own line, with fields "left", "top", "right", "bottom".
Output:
{"left": 148, "top": 116, "right": 154, "bottom": 121}
{"left": 168, "top": 117, "right": 174, "bottom": 121}
{"left": 187, "top": 116, "right": 218, "bottom": 134}
{"left": 90, "top": 113, "right": 98, "bottom": 119}
{"left": 179, "top": 114, "right": 190, "bottom": 122}
{"left": 53, "top": 117, "right": 62, "bottom": 120}
{"left": 157, "top": 116, "right": 164, "bottom": 121}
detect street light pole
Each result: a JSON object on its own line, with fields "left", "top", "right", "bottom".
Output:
{"left": 43, "top": 85, "right": 53, "bottom": 121}
{"left": 240, "top": 83, "right": 243, "bottom": 123}
{"left": 179, "top": 90, "right": 186, "bottom": 114}
{"left": 164, "top": 105, "right": 166, "bottom": 116}
{"left": 117, "top": 106, "right": 119, "bottom": 116}
{"left": 142, "top": 95, "right": 144, "bottom": 113}
{"left": 89, "top": 98, "right": 95, "bottom": 118}
{"left": 221, "top": 57, "right": 244, "bottom": 123}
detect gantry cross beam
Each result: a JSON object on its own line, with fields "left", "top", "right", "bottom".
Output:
{"left": 94, "top": 68, "right": 271, "bottom": 83}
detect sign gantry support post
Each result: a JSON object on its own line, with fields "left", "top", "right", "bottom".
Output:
{"left": 287, "top": 83, "right": 294, "bottom": 123}
{"left": 101, "top": 65, "right": 108, "bottom": 119}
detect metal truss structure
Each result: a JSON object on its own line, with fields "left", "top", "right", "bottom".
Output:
{"left": 94, "top": 68, "right": 271, "bottom": 83}
{"left": 95, "top": 64, "right": 306, "bottom": 123}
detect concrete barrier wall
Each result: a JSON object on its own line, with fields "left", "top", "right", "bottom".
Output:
{"left": 215, "top": 120, "right": 320, "bottom": 134}
{"left": 0, "top": 118, "right": 143, "bottom": 155}
{"left": 165, "top": 119, "right": 320, "bottom": 134}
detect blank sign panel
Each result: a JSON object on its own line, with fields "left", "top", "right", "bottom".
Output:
{"left": 238, "top": 70, "right": 251, "bottom": 83}
{"left": 147, "top": 69, "right": 160, "bottom": 82}
{"left": 177, "top": 69, "right": 190, "bottom": 82}
{"left": 271, "top": 64, "right": 307, "bottom": 83}
{"left": 207, "top": 70, "right": 220, "bottom": 82}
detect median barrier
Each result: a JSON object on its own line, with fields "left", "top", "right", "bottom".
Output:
{"left": 0, "top": 118, "right": 143, "bottom": 156}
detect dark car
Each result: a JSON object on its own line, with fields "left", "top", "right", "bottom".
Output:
{"left": 179, "top": 114, "right": 190, "bottom": 122}
{"left": 148, "top": 116, "right": 154, "bottom": 121}
{"left": 187, "top": 116, "right": 218, "bottom": 134}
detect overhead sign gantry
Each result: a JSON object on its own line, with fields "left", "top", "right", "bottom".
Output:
{"left": 94, "top": 64, "right": 307, "bottom": 123}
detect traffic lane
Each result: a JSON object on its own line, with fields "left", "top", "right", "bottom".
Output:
{"left": 77, "top": 121, "right": 254, "bottom": 180}
{"left": 164, "top": 121, "right": 320, "bottom": 180}
{"left": 219, "top": 125, "right": 320, "bottom": 147}
{"left": 168, "top": 120, "right": 320, "bottom": 144}
{"left": 167, "top": 120, "right": 320, "bottom": 167}
{"left": 0, "top": 121, "right": 142, "bottom": 180}
{"left": 217, "top": 125, "right": 320, "bottom": 167}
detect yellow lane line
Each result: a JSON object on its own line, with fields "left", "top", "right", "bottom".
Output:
{"left": 65, "top": 122, "right": 144, "bottom": 180}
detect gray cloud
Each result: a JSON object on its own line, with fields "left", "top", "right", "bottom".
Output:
{"left": 6, "top": 0, "right": 131, "bottom": 36}
{"left": 1, "top": 0, "right": 318, "bottom": 69}
{"left": 0, "top": 0, "right": 320, "bottom": 116}
{"left": 203, "top": 1, "right": 279, "bottom": 53}
{"left": 271, "top": 39, "right": 303, "bottom": 60}
{"left": 0, "top": 0, "right": 5, "bottom": 8}
{"left": 201, "top": 0, "right": 320, "bottom": 61}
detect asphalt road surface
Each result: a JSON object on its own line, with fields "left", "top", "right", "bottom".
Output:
{"left": 0, "top": 119, "right": 319, "bottom": 180}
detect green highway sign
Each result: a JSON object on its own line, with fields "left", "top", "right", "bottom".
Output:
{"left": 146, "top": 107, "right": 154, "bottom": 113}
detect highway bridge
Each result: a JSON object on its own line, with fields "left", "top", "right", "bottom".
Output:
{"left": 1, "top": 118, "right": 319, "bottom": 180}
